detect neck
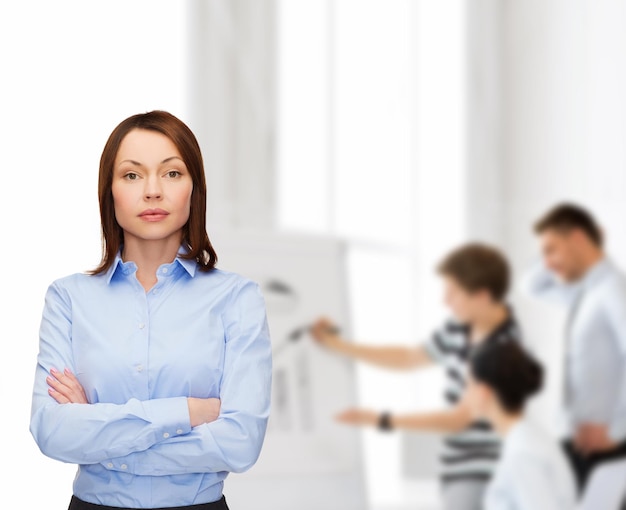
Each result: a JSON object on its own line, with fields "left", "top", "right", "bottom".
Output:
{"left": 579, "top": 247, "right": 604, "bottom": 277}
{"left": 470, "top": 303, "right": 509, "bottom": 342}
{"left": 122, "top": 233, "right": 183, "bottom": 291}
{"left": 490, "top": 407, "right": 522, "bottom": 437}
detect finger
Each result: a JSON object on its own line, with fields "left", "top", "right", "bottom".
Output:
{"left": 62, "top": 369, "right": 88, "bottom": 399}
{"left": 49, "top": 368, "right": 73, "bottom": 390}
{"left": 62, "top": 368, "right": 81, "bottom": 385}
{"left": 335, "top": 410, "right": 352, "bottom": 421}
{"left": 48, "top": 387, "right": 70, "bottom": 404}
{"left": 47, "top": 373, "right": 87, "bottom": 404}
{"left": 47, "top": 375, "right": 73, "bottom": 397}
{"left": 335, "top": 415, "right": 354, "bottom": 424}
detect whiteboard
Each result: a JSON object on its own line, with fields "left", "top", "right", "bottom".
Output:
{"left": 208, "top": 228, "right": 367, "bottom": 510}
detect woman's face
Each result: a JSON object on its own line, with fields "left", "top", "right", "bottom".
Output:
{"left": 112, "top": 129, "right": 193, "bottom": 245}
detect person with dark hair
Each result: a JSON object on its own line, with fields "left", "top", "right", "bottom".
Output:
{"left": 466, "top": 340, "right": 577, "bottom": 510}
{"left": 29, "top": 111, "right": 272, "bottom": 510}
{"left": 311, "top": 243, "right": 521, "bottom": 510}
{"left": 523, "top": 203, "right": 626, "bottom": 491}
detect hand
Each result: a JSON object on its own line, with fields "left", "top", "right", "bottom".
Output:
{"left": 187, "top": 397, "right": 221, "bottom": 427}
{"left": 335, "top": 408, "right": 379, "bottom": 427}
{"left": 310, "top": 317, "right": 343, "bottom": 350}
{"left": 575, "top": 423, "right": 617, "bottom": 455}
{"left": 47, "top": 368, "right": 89, "bottom": 404}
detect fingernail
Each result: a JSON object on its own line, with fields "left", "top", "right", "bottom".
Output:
{"left": 46, "top": 376, "right": 52, "bottom": 383}
{"left": 64, "top": 368, "right": 71, "bottom": 375}
{"left": 50, "top": 368, "right": 57, "bottom": 374}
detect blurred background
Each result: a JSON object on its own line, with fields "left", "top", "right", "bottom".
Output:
{"left": 2, "top": 1, "right": 626, "bottom": 509}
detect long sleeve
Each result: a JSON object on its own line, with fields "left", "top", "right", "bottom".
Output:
{"left": 29, "top": 282, "right": 192, "bottom": 465}
{"left": 519, "top": 259, "right": 578, "bottom": 306}
{"left": 100, "top": 280, "right": 272, "bottom": 475}
{"left": 604, "top": 284, "right": 626, "bottom": 442}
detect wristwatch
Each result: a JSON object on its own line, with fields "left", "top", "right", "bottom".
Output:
{"left": 378, "top": 411, "right": 393, "bottom": 431}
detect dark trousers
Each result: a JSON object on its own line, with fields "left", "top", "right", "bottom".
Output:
{"left": 68, "top": 495, "right": 229, "bottom": 510}
{"left": 563, "top": 439, "right": 626, "bottom": 494}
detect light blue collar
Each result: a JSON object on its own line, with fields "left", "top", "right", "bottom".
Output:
{"left": 105, "top": 245, "right": 197, "bottom": 284}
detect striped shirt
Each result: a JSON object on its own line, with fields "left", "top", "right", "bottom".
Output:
{"left": 423, "top": 311, "right": 522, "bottom": 483}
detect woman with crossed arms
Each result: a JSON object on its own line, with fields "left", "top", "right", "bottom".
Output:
{"left": 30, "top": 111, "right": 272, "bottom": 510}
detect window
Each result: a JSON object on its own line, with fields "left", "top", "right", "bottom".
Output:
{"left": 278, "top": 1, "right": 466, "bottom": 506}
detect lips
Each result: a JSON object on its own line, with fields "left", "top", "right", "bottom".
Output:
{"left": 139, "top": 208, "right": 170, "bottom": 222}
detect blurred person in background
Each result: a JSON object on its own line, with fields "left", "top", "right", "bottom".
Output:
{"left": 311, "top": 243, "right": 521, "bottom": 510}
{"left": 29, "top": 111, "right": 272, "bottom": 510}
{"left": 523, "top": 203, "right": 626, "bottom": 492}
{"left": 466, "top": 337, "right": 577, "bottom": 510}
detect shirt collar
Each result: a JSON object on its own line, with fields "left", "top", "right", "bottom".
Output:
{"left": 105, "top": 245, "right": 197, "bottom": 284}
{"left": 581, "top": 256, "right": 612, "bottom": 290}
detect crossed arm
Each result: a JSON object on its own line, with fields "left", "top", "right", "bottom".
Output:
{"left": 46, "top": 368, "right": 220, "bottom": 427}
{"left": 30, "top": 280, "right": 272, "bottom": 476}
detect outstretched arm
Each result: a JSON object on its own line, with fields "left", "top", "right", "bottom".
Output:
{"left": 336, "top": 401, "right": 473, "bottom": 434}
{"left": 310, "top": 317, "right": 434, "bottom": 371}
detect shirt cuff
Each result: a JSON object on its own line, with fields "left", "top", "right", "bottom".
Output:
{"left": 143, "top": 396, "right": 192, "bottom": 440}
{"left": 609, "top": 420, "right": 626, "bottom": 443}
{"left": 101, "top": 397, "right": 191, "bottom": 472}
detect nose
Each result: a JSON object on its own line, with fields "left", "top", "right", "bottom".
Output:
{"left": 144, "top": 175, "right": 163, "bottom": 200}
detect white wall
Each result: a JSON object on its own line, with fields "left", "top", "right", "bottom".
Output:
{"left": 187, "top": 0, "right": 277, "bottom": 230}
{"left": 0, "top": 2, "right": 189, "bottom": 507}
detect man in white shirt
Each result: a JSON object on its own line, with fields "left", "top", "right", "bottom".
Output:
{"left": 524, "top": 203, "right": 626, "bottom": 493}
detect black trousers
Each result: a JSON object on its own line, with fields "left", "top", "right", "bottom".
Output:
{"left": 68, "top": 495, "right": 229, "bottom": 510}
{"left": 563, "top": 439, "right": 626, "bottom": 493}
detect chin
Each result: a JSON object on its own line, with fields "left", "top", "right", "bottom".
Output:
{"left": 127, "top": 227, "right": 183, "bottom": 242}
{"left": 558, "top": 271, "right": 579, "bottom": 283}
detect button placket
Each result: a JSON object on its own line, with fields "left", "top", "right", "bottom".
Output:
{"left": 132, "top": 287, "right": 150, "bottom": 399}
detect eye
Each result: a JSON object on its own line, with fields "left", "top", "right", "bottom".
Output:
{"left": 123, "top": 172, "right": 139, "bottom": 181}
{"left": 166, "top": 170, "right": 182, "bottom": 178}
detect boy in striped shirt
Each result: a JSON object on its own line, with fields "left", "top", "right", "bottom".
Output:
{"left": 311, "top": 243, "right": 521, "bottom": 510}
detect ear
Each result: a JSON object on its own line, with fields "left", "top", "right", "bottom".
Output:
{"left": 475, "top": 288, "right": 493, "bottom": 303}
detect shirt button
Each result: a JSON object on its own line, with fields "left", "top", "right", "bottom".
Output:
{"left": 152, "top": 289, "right": 158, "bottom": 295}
{"left": 121, "top": 464, "right": 127, "bottom": 470}
{"left": 107, "top": 463, "right": 113, "bottom": 468}
{"left": 163, "top": 432, "right": 170, "bottom": 438}
{"left": 139, "top": 323, "right": 145, "bottom": 329}
{"left": 162, "top": 267, "right": 168, "bottom": 274}
{"left": 176, "top": 429, "right": 183, "bottom": 435}
{"left": 136, "top": 365, "right": 143, "bottom": 372}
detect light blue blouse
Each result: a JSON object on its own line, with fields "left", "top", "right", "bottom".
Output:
{"left": 30, "top": 248, "right": 272, "bottom": 508}
{"left": 484, "top": 420, "right": 577, "bottom": 510}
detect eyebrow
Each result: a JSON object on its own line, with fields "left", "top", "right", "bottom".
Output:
{"left": 117, "top": 156, "right": 185, "bottom": 168}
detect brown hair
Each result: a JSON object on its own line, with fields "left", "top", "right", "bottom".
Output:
{"left": 533, "top": 203, "right": 603, "bottom": 247}
{"left": 90, "top": 110, "right": 217, "bottom": 275}
{"left": 437, "top": 243, "right": 510, "bottom": 301}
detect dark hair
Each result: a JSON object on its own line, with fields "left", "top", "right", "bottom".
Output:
{"left": 470, "top": 340, "right": 543, "bottom": 413}
{"left": 534, "top": 203, "right": 603, "bottom": 247}
{"left": 90, "top": 111, "right": 218, "bottom": 275}
{"left": 437, "top": 243, "right": 510, "bottom": 301}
